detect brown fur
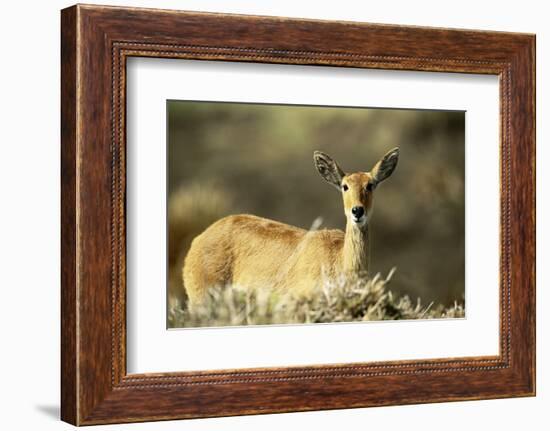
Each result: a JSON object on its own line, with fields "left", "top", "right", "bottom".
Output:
{"left": 182, "top": 148, "right": 398, "bottom": 307}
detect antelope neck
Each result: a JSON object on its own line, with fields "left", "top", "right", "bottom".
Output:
{"left": 341, "top": 222, "right": 370, "bottom": 274}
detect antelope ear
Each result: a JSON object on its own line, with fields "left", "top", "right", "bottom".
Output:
{"left": 371, "top": 147, "right": 399, "bottom": 186}
{"left": 313, "top": 151, "right": 345, "bottom": 191}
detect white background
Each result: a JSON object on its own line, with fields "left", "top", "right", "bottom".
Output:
{"left": 127, "top": 59, "right": 499, "bottom": 373}
{"left": 0, "top": 0, "right": 546, "bottom": 429}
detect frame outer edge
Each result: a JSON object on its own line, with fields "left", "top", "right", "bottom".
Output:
{"left": 61, "top": 5, "right": 79, "bottom": 426}
{"left": 521, "top": 34, "right": 536, "bottom": 395}
{"left": 503, "top": 35, "right": 536, "bottom": 395}
{"left": 531, "top": 34, "right": 536, "bottom": 396}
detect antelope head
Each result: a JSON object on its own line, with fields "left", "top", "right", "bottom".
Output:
{"left": 313, "top": 148, "right": 399, "bottom": 229}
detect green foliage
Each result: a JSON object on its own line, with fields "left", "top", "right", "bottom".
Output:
{"left": 168, "top": 269, "right": 465, "bottom": 328}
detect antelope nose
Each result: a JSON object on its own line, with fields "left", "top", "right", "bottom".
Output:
{"left": 351, "top": 206, "right": 365, "bottom": 218}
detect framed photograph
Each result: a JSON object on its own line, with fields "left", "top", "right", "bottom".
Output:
{"left": 61, "top": 4, "right": 535, "bottom": 425}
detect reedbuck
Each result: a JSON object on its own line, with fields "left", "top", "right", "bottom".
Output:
{"left": 183, "top": 148, "right": 399, "bottom": 307}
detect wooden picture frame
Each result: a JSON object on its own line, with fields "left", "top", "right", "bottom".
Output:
{"left": 61, "top": 4, "right": 535, "bottom": 425}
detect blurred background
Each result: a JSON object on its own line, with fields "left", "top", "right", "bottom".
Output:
{"left": 167, "top": 100, "right": 465, "bottom": 313}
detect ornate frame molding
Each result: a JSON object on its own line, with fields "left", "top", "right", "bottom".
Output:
{"left": 61, "top": 5, "right": 535, "bottom": 425}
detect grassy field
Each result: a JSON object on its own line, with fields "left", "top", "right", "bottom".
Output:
{"left": 168, "top": 269, "right": 465, "bottom": 328}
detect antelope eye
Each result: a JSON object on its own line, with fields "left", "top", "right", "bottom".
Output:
{"left": 366, "top": 183, "right": 374, "bottom": 192}
{"left": 342, "top": 184, "right": 349, "bottom": 191}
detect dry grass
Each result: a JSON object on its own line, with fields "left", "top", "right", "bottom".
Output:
{"left": 168, "top": 269, "right": 465, "bottom": 328}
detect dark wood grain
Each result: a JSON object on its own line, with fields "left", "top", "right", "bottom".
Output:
{"left": 60, "top": 6, "right": 77, "bottom": 425}
{"left": 61, "top": 4, "right": 535, "bottom": 425}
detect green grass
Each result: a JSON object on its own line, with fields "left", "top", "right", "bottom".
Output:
{"left": 168, "top": 269, "right": 465, "bottom": 328}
